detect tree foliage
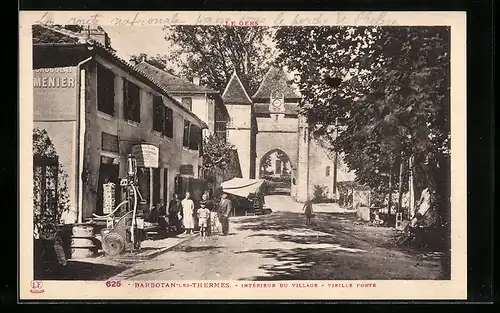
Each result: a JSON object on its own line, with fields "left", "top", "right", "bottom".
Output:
{"left": 162, "top": 26, "right": 273, "bottom": 94}
{"left": 275, "top": 26, "right": 450, "bottom": 217}
{"left": 33, "top": 128, "right": 70, "bottom": 240}
{"left": 202, "top": 134, "right": 235, "bottom": 173}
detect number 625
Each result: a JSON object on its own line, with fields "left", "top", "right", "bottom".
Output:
{"left": 106, "top": 280, "right": 121, "bottom": 287}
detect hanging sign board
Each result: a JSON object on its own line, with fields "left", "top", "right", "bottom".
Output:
{"left": 131, "top": 144, "right": 159, "bottom": 168}
{"left": 179, "top": 164, "right": 194, "bottom": 176}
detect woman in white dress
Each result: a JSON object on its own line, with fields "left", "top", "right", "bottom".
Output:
{"left": 181, "top": 192, "right": 195, "bottom": 234}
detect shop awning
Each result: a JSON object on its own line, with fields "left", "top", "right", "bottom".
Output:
{"left": 221, "top": 178, "right": 265, "bottom": 198}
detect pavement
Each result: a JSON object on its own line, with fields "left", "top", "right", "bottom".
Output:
{"left": 38, "top": 233, "right": 200, "bottom": 280}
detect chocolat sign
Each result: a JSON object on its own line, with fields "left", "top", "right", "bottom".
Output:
{"left": 33, "top": 66, "right": 79, "bottom": 121}
{"left": 131, "top": 144, "right": 159, "bottom": 168}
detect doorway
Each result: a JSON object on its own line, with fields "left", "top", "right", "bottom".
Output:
{"left": 163, "top": 167, "right": 169, "bottom": 204}
{"left": 259, "top": 149, "right": 292, "bottom": 195}
{"left": 96, "top": 157, "right": 120, "bottom": 215}
{"left": 152, "top": 167, "right": 161, "bottom": 206}
{"left": 137, "top": 167, "right": 151, "bottom": 207}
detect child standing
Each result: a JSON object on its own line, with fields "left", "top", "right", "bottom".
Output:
{"left": 197, "top": 202, "right": 211, "bottom": 241}
{"left": 303, "top": 200, "right": 313, "bottom": 226}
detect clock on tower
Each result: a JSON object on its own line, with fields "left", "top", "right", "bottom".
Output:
{"left": 272, "top": 98, "right": 283, "bottom": 109}
{"left": 270, "top": 90, "right": 284, "bottom": 112}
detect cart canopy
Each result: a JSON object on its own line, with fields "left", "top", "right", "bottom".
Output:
{"left": 220, "top": 178, "right": 265, "bottom": 198}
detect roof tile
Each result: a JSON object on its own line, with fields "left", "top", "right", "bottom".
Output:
{"left": 222, "top": 73, "right": 253, "bottom": 105}
{"left": 252, "top": 66, "right": 301, "bottom": 100}
{"left": 134, "top": 62, "right": 217, "bottom": 94}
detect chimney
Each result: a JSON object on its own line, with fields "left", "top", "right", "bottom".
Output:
{"left": 193, "top": 76, "right": 200, "bottom": 86}
{"left": 129, "top": 58, "right": 137, "bottom": 66}
{"left": 81, "top": 27, "right": 111, "bottom": 48}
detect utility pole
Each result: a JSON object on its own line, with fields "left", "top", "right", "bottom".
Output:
{"left": 387, "top": 161, "right": 393, "bottom": 215}
{"left": 333, "top": 151, "right": 338, "bottom": 200}
{"left": 332, "top": 118, "right": 339, "bottom": 202}
{"left": 408, "top": 155, "right": 415, "bottom": 219}
{"left": 397, "top": 152, "right": 404, "bottom": 214}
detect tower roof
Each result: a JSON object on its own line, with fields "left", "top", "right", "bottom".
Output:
{"left": 252, "top": 66, "right": 301, "bottom": 100}
{"left": 222, "top": 72, "right": 253, "bottom": 105}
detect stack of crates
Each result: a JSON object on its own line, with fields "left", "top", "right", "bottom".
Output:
{"left": 103, "top": 182, "right": 116, "bottom": 215}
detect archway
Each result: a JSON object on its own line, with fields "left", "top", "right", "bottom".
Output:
{"left": 259, "top": 149, "right": 292, "bottom": 195}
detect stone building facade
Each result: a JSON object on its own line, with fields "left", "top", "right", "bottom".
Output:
{"left": 223, "top": 66, "right": 355, "bottom": 202}
{"left": 33, "top": 37, "right": 207, "bottom": 223}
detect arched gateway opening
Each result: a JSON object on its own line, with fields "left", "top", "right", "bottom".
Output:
{"left": 259, "top": 149, "right": 292, "bottom": 195}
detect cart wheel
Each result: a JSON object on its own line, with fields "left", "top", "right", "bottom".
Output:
{"left": 102, "top": 233, "right": 125, "bottom": 256}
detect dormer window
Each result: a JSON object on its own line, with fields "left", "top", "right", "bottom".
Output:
{"left": 181, "top": 97, "right": 192, "bottom": 111}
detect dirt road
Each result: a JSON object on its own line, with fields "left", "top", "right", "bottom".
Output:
{"left": 110, "top": 205, "right": 445, "bottom": 281}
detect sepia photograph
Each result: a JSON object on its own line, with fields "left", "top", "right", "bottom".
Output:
{"left": 20, "top": 11, "right": 466, "bottom": 300}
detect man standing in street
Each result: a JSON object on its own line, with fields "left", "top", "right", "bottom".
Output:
{"left": 218, "top": 193, "right": 232, "bottom": 236}
{"left": 168, "top": 193, "right": 182, "bottom": 233}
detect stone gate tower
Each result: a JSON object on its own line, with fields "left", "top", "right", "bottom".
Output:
{"left": 223, "top": 66, "right": 355, "bottom": 202}
{"left": 252, "top": 66, "right": 301, "bottom": 182}
{"left": 222, "top": 72, "right": 256, "bottom": 179}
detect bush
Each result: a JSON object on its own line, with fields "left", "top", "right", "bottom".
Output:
{"left": 312, "top": 185, "right": 329, "bottom": 203}
{"left": 33, "top": 128, "right": 70, "bottom": 240}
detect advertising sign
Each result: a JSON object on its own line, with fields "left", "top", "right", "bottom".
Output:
{"left": 179, "top": 164, "right": 194, "bottom": 175}
{"left": 33, "top": 67, "right": 79, "bottom": 121}
{"left": 131, "top": 144, "right": 159, "bottom": 168}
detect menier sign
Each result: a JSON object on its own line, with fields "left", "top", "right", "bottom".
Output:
{"left": 33, "top": 66, "right": 79, "bottom": 121}
{"left": 131, "top": 144, "right": 159, "bottom": 168}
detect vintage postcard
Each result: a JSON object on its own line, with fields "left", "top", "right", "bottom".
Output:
{"left": 19, "top": 11, "right": 467, "bottom": 300}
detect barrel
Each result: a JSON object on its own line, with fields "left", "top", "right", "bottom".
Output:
{"left": 70, "top": 224, "right": 97, "bottom": 259}
{"left": 72, "top": 224, "right": 95, "bottom": 237}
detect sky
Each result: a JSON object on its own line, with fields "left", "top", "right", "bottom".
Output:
{"left": 101, "top": 25, "right": 296, "bottom": 83}
{"left": 102, "top": 25, "right": 278, "bottom": 63}
{"left": 102, "top": 26, "right": 172, "bottom": 61}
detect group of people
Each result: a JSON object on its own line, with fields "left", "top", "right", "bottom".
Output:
{"left": 159, "top": 191, "right": 234, "bottom": 241}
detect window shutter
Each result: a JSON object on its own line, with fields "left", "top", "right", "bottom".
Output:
{"left": 183, "top": 120, "right": 190, "bottom": 147}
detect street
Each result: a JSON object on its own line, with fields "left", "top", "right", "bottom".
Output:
{"left": 109, "top": 195, "right": 445, "bottom": 281}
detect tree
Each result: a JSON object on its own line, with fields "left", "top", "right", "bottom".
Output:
{"left": 202, "top": 134, "right": 236, "bottom": 180}
{"left": 33, "top": 128, "right": 70, "bottom": 240}
{"left": 275, "top": 150, "right": 291, "bottom": 175}
{"left": 260, "top": 155, "right": 273, "bottom": 176}
{"left": 162, "top": 26, "right": 273, "bottom": 94}
{"left": 275, "top": 26, "right": 450, "bottom": 223}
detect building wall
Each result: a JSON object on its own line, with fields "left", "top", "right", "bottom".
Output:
{"left": 81, "top": 56, "right": 203, "bottom": 219}
{"left": 254, "top": 101, "right": 299, "bottom": 179}
{"left": 294, "top": 115, "right": 310, "bottom": 202}
{"left": 226, "top": 103, "right": 252, "bottom": 179}
{"left": 292, "top": 114, "right": 356, "bottom": 202}
{"left": 172, "top": 94, "right": 210, "bottom": 131}
{"left": 33, "top": 66, "right": 80, "bottom": 223}
{"left": 307, "top": 139, "right": 335, "bottom": 199}
{"left": 227, "top": 129, "right": 251, "bottom": 179}
{"left": 255, "top": 131, "right": 298, "bottom": 179}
